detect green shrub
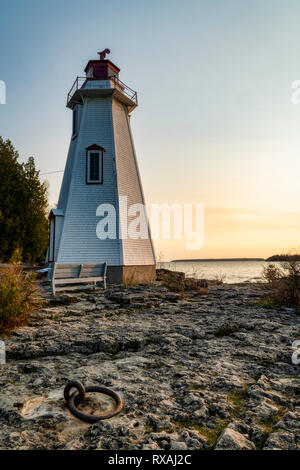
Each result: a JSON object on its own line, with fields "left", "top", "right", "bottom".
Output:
{"left": 0, "top": 266, "right": 41, "bottom": 336}
{"left": 256, "top": 299, "right": 276, "bottom": 309}
{"left": 9, "top": 245, "right": 23, "bottom": 264}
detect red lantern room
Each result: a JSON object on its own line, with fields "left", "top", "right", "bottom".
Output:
{"left": 84, "top": 49, "right": 120, "bottom": 80}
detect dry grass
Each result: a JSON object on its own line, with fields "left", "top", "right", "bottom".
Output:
{"left": 213, "top": 272, "right": 226, "bottom": 285}
{"left": 261, "top": 260, "right": 300, "bottom": 307}
{"left": 0, "top": 266, "right": 41, "bottom": 336}
{"left": 121, "top": 271, "right": 142, "bottom": 288}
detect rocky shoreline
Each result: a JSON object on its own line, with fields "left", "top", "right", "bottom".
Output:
{"left": 0, "top": 277, "right": 299, "bottom": 450}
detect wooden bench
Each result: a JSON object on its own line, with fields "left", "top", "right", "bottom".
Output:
{"left": 48, "top": 262, "right": 107, "bottom": 295}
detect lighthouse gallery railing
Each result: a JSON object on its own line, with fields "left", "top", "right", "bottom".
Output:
{"left": 67, "top": 76, "right": 138, "bottom": 107}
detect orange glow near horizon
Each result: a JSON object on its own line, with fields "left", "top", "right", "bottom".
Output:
{"left": 151, "top": 204, "right": 300, "bottom": 262}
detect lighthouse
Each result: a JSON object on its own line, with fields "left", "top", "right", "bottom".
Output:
{"left": 48, "top": 50, "right": 156, "bottom": 284}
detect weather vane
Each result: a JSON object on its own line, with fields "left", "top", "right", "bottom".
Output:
{"left": 98, "top": 48, "right": 110, "bottom": 60}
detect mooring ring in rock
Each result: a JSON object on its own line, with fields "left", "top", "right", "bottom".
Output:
{"left": 64, "top": 383, "right": 123, "bottom": 423}
{"left": 64, "top": 380, "right": 86, "bottom": 403}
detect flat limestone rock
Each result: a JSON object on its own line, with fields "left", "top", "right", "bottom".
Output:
{"left": 0, "top": 340, "right": 5, "bottom": 365}
{"left": 215, "top": 427, "right": 255, "bottom": 450}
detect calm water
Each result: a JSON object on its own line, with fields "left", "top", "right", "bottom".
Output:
{"left": 159, "top": 260, "right": 281, "bottom": 284}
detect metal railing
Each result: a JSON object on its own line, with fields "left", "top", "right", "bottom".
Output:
{"left": 67, "top": 75, "right": 138, "bottom": 106}
{"left": 67, "top": 77, "right": 86, "bottom": 105}
{"left": 111, "top": 75, "right": 138, "bottom": 104}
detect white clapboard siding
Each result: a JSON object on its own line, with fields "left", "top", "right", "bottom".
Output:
{"left": 112, "top": 99, "right": 155, "bottom": 265}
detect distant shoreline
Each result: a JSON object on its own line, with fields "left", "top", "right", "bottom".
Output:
{"left": 170, "top": 258, "right": 265, "bottom": 262}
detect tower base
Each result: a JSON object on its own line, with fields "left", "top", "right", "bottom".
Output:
{"left": 107, "top": 265, "right": 156, "bottom": 284}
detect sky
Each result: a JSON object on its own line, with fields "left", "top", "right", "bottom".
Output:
{"left": 1, "top": 0, "right": 300, "bottom": 260}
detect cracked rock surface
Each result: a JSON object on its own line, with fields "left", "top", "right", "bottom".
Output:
{"left": 0, "top": 281, "right": 299, "bottom": 450}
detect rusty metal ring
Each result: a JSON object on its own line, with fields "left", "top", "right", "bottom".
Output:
{"left": 64, "top": 383, "right": 123, "bottom": 423}
{"left": 64, "top": 380, "right": 85, "bottom": 403}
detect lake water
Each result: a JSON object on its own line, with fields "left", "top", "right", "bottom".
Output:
{"left": 159, "top": 260, "right": 281, "bottom": 284}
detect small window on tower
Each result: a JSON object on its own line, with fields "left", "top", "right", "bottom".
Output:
{"left": 72, "top": 106, "right": 78, "bottom": 136}
{"left": 86, "top": 145, "right": 104, "bottom": 184}
{"left": 89, "top": 152, "right": 100, "bottom": 181}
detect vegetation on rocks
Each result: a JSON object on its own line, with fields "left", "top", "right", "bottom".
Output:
{"left": 156, "top": 268, "right": 209, "bottom": 295}
{"left": 261, "top": 260, "right": 300, "bottom": 307}
{"left": 0, "top": 266, "right": 41, "bottom": 336}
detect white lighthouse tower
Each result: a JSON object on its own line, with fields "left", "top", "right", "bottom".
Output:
{"left": 48, "top": 50, "right": 156, "bottom": 283}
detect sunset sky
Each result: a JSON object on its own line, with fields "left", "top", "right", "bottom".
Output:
{"left": 1, "top": 0, "right": 300, "bottom": 260}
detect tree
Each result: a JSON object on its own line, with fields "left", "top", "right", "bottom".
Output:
{"left": 0, "top": 137, "right": 49, "bottom": 264}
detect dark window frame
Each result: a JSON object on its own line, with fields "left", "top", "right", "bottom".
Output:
{"left": 72, "top": 105, "right": 78, "bottom": 137}
{"left": 86, "top": 144, "right": 105, "bottom": 184}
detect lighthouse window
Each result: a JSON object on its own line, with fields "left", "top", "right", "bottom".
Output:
{"left": 72, "top": 106, "right": 78, "bottom": 136}
{"left": 90, "top": 153, "right": 99, "bottom": 180}
{"left": 87, "top": 150, "right": 103, "bottom": 184}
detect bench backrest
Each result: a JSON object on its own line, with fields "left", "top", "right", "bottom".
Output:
{"left": 80, "top": 264, "right": 106, "bottom": 278}
{"left": 48, "top": 263, "right": 107, "bottom": 280}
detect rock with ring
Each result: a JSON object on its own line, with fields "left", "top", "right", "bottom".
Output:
{"left": 64, "top": 380, "right": 123, "bottom": 423}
